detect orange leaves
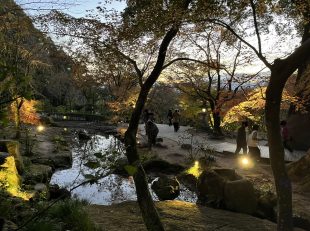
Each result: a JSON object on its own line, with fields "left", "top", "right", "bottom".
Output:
{"left": 10, "top": 99, "right": 40, "bottom": 125}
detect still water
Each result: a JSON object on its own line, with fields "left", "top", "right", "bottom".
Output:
{"left": 50, "top": 135, "right": 196, "bottom": 205}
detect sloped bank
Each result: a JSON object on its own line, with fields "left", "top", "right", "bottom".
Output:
{"left": 86, "top": 200, "right": 283, "bottom": 231}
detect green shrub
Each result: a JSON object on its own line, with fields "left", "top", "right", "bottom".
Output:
{"left": 47, "top": 199, "right": 99, "bottom": 231}
{"left": 24, "top": 219, "right": 61, "bottom": 231}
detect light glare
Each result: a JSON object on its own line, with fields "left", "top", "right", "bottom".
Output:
{"left": 37, "top": 125, "right": 45, "bottom": 132}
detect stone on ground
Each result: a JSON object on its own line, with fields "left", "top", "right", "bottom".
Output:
{"left": 224, "top": 179, "right": 257, "bottom": 215}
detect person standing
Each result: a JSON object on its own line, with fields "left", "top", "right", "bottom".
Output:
{"left": 142, "top": 109, "right": 149, "bottom": 135}
{"left": 167, "top": 109, "right": 173, "bottom": 126}
{"left": 247, "top": 124, "right": 261, "bottom": 160}
{"left": 145, "top": 113, "right": 159, "bottom": 149}
{"left": 172, "top": 109, "right": 180, "bottom": 132}
{"left": 280, "top": 120, "right": 293, "bottom": 152}
{"left": 235, "top": 121, "right": 248, "bottom": 155}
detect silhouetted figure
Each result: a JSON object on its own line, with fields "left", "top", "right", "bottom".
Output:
{"left": 235, "top": 121, "right": 248, "bottom": 155}
{"left": 145, "top": 113, "right": 159, "bottom": 148}
{"left": 143, "top": 109, "right": 149, "bottom": 135}
{"left": 280, "top": 120, "right": 293, "bottom": 152}
{"left": 172, "top": 109, "right": 180, "bottom": 132}
{"left": 247, "top": 124, "right": 261, "bottom": 160}
{"left": 167, "top": 109, "right": 173, "bottom": 126}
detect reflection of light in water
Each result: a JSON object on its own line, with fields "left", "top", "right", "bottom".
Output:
{"left": 50, "top": 135, "right": 197, "bottom": 205}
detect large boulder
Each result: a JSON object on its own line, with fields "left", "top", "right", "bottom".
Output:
{"left": 143, "top": 159, "right": 185, "bottom": 175}
{"left": 23, "top": 164, "right": 53, "bottom": 184}
{"left": 213, "top": 168, "right": 242, "bottom": 181}
{"left": 255, "top": 191, "right": 277, "bottom": 221}
{"left": 151, "top": 176, "right": 180, "bottom": 200}
{"left": 77, "top": 130, "right": 91, "bottom": 141}
{"left": 0, "top": 140, "right": 24, "bottom": 174}
{"left": 49, "top": 184, "right": 71, "bottom": 200}
{"left": 224, "top": 179, "right": 257, "bottom": 215}
{"left": 197, "top": 170, "right": 226, "bottom": 208}
{"left": 288, "top": 114, "right": 310, "bottom": 150}
{"left": 287, "top": 149, "right": 310, "bottom": 192}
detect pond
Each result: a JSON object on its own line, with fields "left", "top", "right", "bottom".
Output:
{"left": 50, "top": 134, "right": 197, "bottom": 205}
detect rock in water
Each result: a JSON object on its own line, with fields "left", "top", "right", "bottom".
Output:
{"left": 49, "top": 184, "right": 71, "bottom": 200}
{"left": 151, "top": 176, "right": 180, "bottom": 200}
{"left": 77, "top": 130, "right": 91, "bottom": 140}
{"left": 224, "top": 179, "right": 257, "bottom": 215}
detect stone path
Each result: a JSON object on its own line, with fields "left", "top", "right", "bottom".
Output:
{"left": 138, "top": 124, "right": 306, "bottom": 162}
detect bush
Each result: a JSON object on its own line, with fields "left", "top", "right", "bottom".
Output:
{"left": 22, "top": 199, "right": 99, "bottom": 231}
{"left": 47, "top": 199, "right": 99, "bottom": 231}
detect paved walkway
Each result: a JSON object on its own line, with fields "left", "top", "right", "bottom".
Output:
{"left": 138, "top": 124, "right": 306, "bottom": 162}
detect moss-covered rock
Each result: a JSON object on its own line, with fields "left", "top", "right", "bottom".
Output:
{"left": 23, "top": 164, "right": 53, "bottom": 184}
{"left": 0, "top": 140, "right": 24, "bottom": 174}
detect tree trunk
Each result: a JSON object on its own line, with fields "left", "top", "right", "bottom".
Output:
{"left": 14, "top": 98, "right": 23, "bottom": 139}
{"left": 123, "top": 6, "right": 191, "bottom": 228}
{"left": 125, "top": 86, "right": 165, "bottom": 231}
{"left": 209, "top": 100, "right": 222, "bottom": 135}
{"left": 266, "top": 61, "right": 293, "bottom": 231}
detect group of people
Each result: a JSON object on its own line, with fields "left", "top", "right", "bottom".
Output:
{"left": 235, "top": 120, "right": 293, "bottom": 159}
{"left": 167, "top": 109, "right": 181, "bottom": 132}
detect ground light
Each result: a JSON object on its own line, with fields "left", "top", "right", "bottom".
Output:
{"left": 186, "top": 160, "right": 202, "bottom": 178}
{"left": 238, "top": 155, "right": 254, "bottom": 169}
{"left": 36, "top": 125, "right": 45, "bottom": 132}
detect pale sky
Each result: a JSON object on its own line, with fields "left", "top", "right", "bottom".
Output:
{"left": 16, "top": 0, "right": 126, "bottom": 17}
{"left": 15, "top": 0, "right": 301, "bottom": 78}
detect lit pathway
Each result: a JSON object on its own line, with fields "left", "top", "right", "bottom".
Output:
{"left": 138, "top": 124, "right": 306, "bottom": 162}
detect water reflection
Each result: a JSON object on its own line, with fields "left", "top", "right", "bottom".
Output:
{"left": 50, "top": 135, "right": 197, "bottom": 205}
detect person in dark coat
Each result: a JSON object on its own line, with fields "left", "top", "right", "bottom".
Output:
{"left": 235, "top": 121, "right": 248, "bottom": 154}
{"left": 143, "top": 109, "right": 149, "bottom": 135}
{"left": 172, "top": 109, "right": 181, "bottom": 132}
{"left": 167, "top": 109, "right": 173, "bottom": 126}
{"left": 145, "top": 113, "right": 159, "bottom": 148}
{"left": 280, "top": 120, "right": 293, "bottom": 152}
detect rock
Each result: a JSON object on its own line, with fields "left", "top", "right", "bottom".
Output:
{"left": 213, "top": 168, "right": 242, "bottom": 181}
{"left": 0, "top": 140, "right": 24, "bottom": 174}
{"left": 0, "top": 152, "right": 9, "bottom": 165}
{"left": 255, "top": 192, "right": 277, "bottom": 221}
{"left": 224, "top": 179, "right": 257, "bottom": 215}
{"left": 77, "top": 130, "right": 91, "bottom": 140}
{"left": 33, "top": 183, "right": 50, "bottom": 200}
{"left": 197, "top": 170, "right": 226, "bottom": 208}
{"left": 143, "top": 159, "right": 185, "bottom": 175}
{"left": 23, "top": 164, "right": 53, "bottom": 184}
{"left": 287, "top": 150, "right": 310, "bottom": 192}
{"left": 49, "top": 184, "right": 71, "bottom": 200}
{"left": 293, "top": 214, "right": 310, "bottom": 231}
{"left": 151, "top": 176, "right": 180, "bottom": 200}
{"left": 40, "top": 115, "right": 57, "bottom": 126}
{"left": 0, "top": 219, "right": 18, "bottom": 231}
{"left": 113, "top": 157, "right": 129, "bottom": 175}
{"left": 287, "top": 113, "right": 310, "bottom": 150}
{"left": 34, "top": 183, "right": 48, "bottom": 191}
{"left": 156, "top": 137, "right": 163, "bottom": 142}
{"left": 177, "top": 173, "right": 197, "bottom": 192}
{"left": 181, "top": 144, "right": 192, "bottom": 150}
{"left": 52, "top": 153, "right": 72, "bottom": 169}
